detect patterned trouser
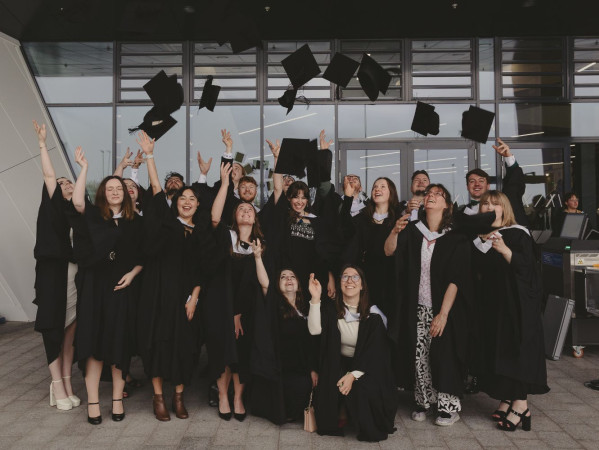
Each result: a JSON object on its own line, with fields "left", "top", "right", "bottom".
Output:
{"left": 414, "top": 304, "right": 461, "bottom": 413}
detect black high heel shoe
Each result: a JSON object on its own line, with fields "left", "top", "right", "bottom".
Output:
{"left": 87, "top": 402, "right": 102, "bottom": 425}
{"left": 491, "top": 400, "right": 512, "bottom": 422}
{"left": 218, "top": 409, "right": 232, "bottom": 421}
{"left": 497, "top": 408, "right": 531, "bottom": 432}
{"left": 112, "top": 398, "right": 125, "bottom": 422}
{"left": 234, "top": 412, "right": 246, "bottom": 422}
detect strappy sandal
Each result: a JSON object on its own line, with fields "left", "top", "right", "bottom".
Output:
{"left": 497, "top": 407, "right": 531, "bottom": 432}
{"left": 491, "top": 400, "right": 511, "bottom": 421}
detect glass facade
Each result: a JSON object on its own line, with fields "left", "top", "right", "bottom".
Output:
{"left": 22, "top": 38, "right": 599, "bottom": 226}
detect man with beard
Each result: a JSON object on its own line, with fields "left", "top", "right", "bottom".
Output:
{"left": 400, "top": 170, "right": 430, "bottom": 221}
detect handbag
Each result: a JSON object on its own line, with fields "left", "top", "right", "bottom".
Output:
{"left": 303, "top": 390, "right": 317, "bottom": 432}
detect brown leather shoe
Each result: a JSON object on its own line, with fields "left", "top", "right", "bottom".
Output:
{"left": 153, "top": 394, "right": 171, "bottom": 421}
{"left": 172, "top": 391, "right": 189, "bottom": 419}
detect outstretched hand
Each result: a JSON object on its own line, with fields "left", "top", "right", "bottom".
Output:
{"left": 266, "top": 139, "right": 281, "bottom": 159}
{"left": 319, "top": 129, "right": 333, "bottom": 150}
{"left": 197, "top": 150, "right": 213, "bottom": 175}
{"left": 492, "top": 138, "right": 512, "bottom": 158}
{"left": 74, "top": 146, "right": 88, "bottom": 168}
{"left": 221, "top": 129, "right": 233, "bottom": 152}
{"left": 392, "top": 214, "right": 410, "bottom": 234}
{"left": 119, "top": 148, "right": 133, "bottom": 168}
{"left": 250, "top": 238, "right": 263, "bottom": 258}
{"left": 132, "top": 150, "right": 144, "bottom": 168}
{"left": 220, "top": 162, "right": 232, "bottom": 184}
{"left": 33, "top": 120, "right": 47, "bottom": 144}
{"left": 136, "top": 131, "right": 155, "bottom": 155}
{"left": 308, "top": 273, "right": 322, "bottom": 301}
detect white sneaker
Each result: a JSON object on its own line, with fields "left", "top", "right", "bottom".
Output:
{"left": 411, "top": 408, "right": 432, "bottom": 422}
{"left": 435, "top": 411, "right": 460, "bottom": 426}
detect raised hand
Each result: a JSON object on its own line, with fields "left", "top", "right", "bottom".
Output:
{"left": 392, "top": 214, "right": 410, "bottom": 234}
{"left": 221, "top": 129, "right": 233, "bottom": 152}
{"left": 251, "top": 238, "right": 263, "bottom": 258}
{"left": 343, "top": 176, "right": 356, "bottom": 198}
{"left": 266, "top": 139, "right": 281, "bottom": 158}
{"left": 197, "top": 150, "right": 213, "bottom": 175}
{"left": 319, "top": 129, "right": 333, "bottom": 150}
{"left": 308, "top": 273, "right": 322, "bottom": 300}
{"left": 74, "top": 146, "right": 88, "bottom": 168}
{"left": 220, "top": 162, "right": 232, "bottom": 185}
{"left": 492, "top": 138, "right": 512, "bottom": 158}
{"left": 119, "top": 148, "right": 134, "bottom": 169}
{"left": 132, "top": 150, "right": 144, "bottom": 169}
{"left": 33, "top": 120, "right": 47, "bottom": 144}
{"left": 136, "top": 131, "right": 155, "bottom": 155}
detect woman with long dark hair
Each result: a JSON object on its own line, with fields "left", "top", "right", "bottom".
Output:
{"left": 203, "top": 162, "right": 265, "bottom": 422}
{"left": 474, "top": 191, "right": 549, "bottom": 431}
{"left": 385, "top": 184, "right": 472, "bottom": 427}
{"left": 250, "top": 250, "right": 318, "bottom": 424}
{"left": 72, "top": 148, "right": 143, "bottom": 425}
{"left": 307, "top": 265, "right": 397, "bottom": 442}
{"left": 32, "top": 120, "right": 80, "bottom": 411}
{"left": 135, "top": 131, "right": 213, "bottom": 421}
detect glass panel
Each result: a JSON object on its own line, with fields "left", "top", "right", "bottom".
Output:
{"left": 413, "top": 64, "right": 471, "bottom": 73}
{"left": 502, "top": 50, "right": 562, "bottom": 61}
{"left": 413, "top": 149, "right": 469, "bottom": 205}
{"left": 570, "top": 144, "right": 599, "bottom": 229}
{"left": 502, "top": 39, "right": 562, "bottom": 49}
{"left": 412, "top": 40, "right": 471, "bottom": 50}
{"left": 121, "top": 43, "right": 182, "bottom": 53}
{"left": 574, "top": 75, "right": 599, "bottom": 84}
{"left": 499, "top": 104, "right": 571, "bottom": 138}
{"left": 267, "top": 41, "right": 331, "bottom": 52}
{"left": 193, "top": 78, "right": 255, "bottom": 87}
{"left": 502, "top": 87, "right": 563, "bottom": 97}
{"left": 511, "top": 148, "right": 564, "bottom": 210}
{"left": 121, "top": 54, "right": 182, "bottom": 65}
{"left": 194, "top": 90, "right": 257, "bottom": 100}
{"left": 574, "top": 87, "right": 599, "bottom": 97}
{"left": 346, "top": 150, "right": 402, "bottom": 199}
{"left": 23, "top": 42, "right": 113, "bottom": 103}
{"left": 338, "top": 105, "right": 367, "bottom": 138}
{"left": 195, "top": 54, "right": 257, "bottom": 65}
{"left": 480, "top": 142, "right": 498, "bottom": 188}
{"left": 413, "top": 88, "right": 472, "bottom": 98}
{"left": 413, "top": 52, "right": 471, "bottom": 62}
{"left": 502, "top": 63, "right": 562, "bottom": 73}
{"left": 341, "top": 40, "right": 401, "bottom": 52}
{"left": 342, "top": 53, "right": 401, "bottom": 65}
{"left": 195, "top": 43, "right": 256, "bottom": 54}
{"left": 573, "top": 39, "right": 599, "bottom": 48}
{"left": 573, "top": 50, "right": 599, "bottom": 60}
{"left": 120, "top": 67, "right": 182, "bottom": 77}
{"left": 267, "top": 53, "right": 331, "bottom": 64}
{"left": 574, "top": 62, "right": 599, "bottom": 72}
{"left": 48, "top": 107, "right": 112, "bottom": 197}
{"left": 502, "top": 75, "right": 562, "bottom": 85}
{"left": 116, "top": 107, "right": 186, "bottom": 190}
{"left": 479, "top": 38, "right": 495, "bottom": 100}
{"left": 268, "top": 77, "right": 330, "bottom": 87}
{"left": 268, "top": 89, "right": 331, "bottom": 100}
{"left": 190, "top": 106, "right": 261, "bottom": 201}
{"left": 572, "top": 103, "right": 599, "bottom": 136}
{"left": 412, "top": 76, "right": 471, "bottom": 86}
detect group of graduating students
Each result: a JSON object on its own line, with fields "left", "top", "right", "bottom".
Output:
{"left": 33, "top": 117, "right": 548, "bottom": 442}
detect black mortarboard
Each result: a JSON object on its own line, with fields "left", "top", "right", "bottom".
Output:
{"left": 323, "top": 53, "right": 360, "bottom": 88}
{"left": 357, "top": 54, "right": 391, "bottom": 102}
{"left": 281, "top": 44, "right": 321, "bottom": 90}
{"left": 411, "top": 102, "right": 440, "bottom": 136}
{"left": 133, "top": 106, "right": 178, "bottom": 141}
{"left": 307, "top": 147, "right": 332, "bottom": 188}
{"left": 461, "top": 106, "right": 495, "bottom": 143}
{"left": 275, "top": 138, "right": 311, "bottom": 178}
{"left": 199, "top": 76, "right": 221, "bottom": 112}
{"left": 278, "top": 88, "right": 298, "bottom": 115}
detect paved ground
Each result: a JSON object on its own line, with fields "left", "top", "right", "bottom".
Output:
{"left": 1, "top": 322, "right": 599, "bottom": 449}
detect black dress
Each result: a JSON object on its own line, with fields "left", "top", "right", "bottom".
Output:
{"left": 33, "top": 184, "right": 74, "bottom": 364}
{"left": 73, "top": 204, "right": 143, "bottom": 378}
{"left": 471, "top": 227, "right": 549, "bottom": 400}
{"left": 394, "top": 221, "right": 473, "bottom": 397}
{"left": 314, "top": 299, "right": 398, "bottom": 442}
{"left": 137, "top": 191, "right": 213, "bottom": 385}
{"left": 202, "top": 225, "right": 261, "bottom": 384}
{"left": 250, "top": 288, "right": 317, "bottom": 424}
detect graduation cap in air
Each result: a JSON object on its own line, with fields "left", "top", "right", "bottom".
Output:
{"left": 307, "top": 147, "right": 333, "bottom": 188}
{"left": 461, "top": 106, "right": 495, "bottom": 143}
{"left": 411, "top": 102, "right": 440, "bottom": 136}
{"left": 278, "top": 87, "right": 310, "bottom": 115}
{"left": 323, "top": 53, "right": 360, "bottom": 88}
{"left": 275, "top": 138, "right": 312, "bottom": 178}
{"left": 281, "top": 44, "right": 321, "bottom": 90}
{"left": 129, "top": 70, "right": 183, "bottom": 140}
{"left": 199, "top": 76, "right": 221, "bottom": 112}
{"left": 357, "top": 53, "right": 391, "bottom": 102}
{"left": 213, "top": 0, "right": 262, "bottom": 54}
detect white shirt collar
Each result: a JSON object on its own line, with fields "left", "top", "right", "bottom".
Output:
{"left": 464, "top": 204, "right": 479, "bottom": 215}
{"left": 229, "top": 229, "right": 253, "bottom": 255}
{"left": 372, "top": 212, "right": 388, "bottom": 222}
{"left": 177, "top": 217, "right": 194, "bottom": 228}
{"left": 112, "top": 211, "right": 123, "bottom": 219}
{"left": 472, "top": 225, "right": 531, "bottom": 254}
{"left": 342, "top": 304, "right": 388, "bottom": 329}
{"left": 416, "top": 220, "right": 447, "bottom": 241}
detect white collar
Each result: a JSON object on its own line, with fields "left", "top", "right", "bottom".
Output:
{"left": 416, "top": 220, "right": 447, "bottom": 241}
{"left": 297, "top": 213, "right": 317, "bottom": 219}
{"left": 112, "top": 211, "right": 123, "bottom": 219}
{"left": 342, "top": 304, "right": 388, "bottom": 329}
{"left": 472, "top": 225, "right": 531, "bottom": 254}
{"left": 229, "top": 229, "right": 253, "bottom": 255}
{"left": 342, "top": 195, "right": 367, "bottom": 217}
{"left": 499, "top": 224, "right": 530, "bottom": 236}
{"left": 464, "top": 204, "right": 479, "bottom": 215}
{"left": 372, "top": 211, "right": 388, "bottom": 221}
{"left": 177, "top": 217, "right": 194, "bottom": 228}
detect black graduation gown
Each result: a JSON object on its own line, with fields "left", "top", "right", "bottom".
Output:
{"left": 73, "top": 204, "right": 143, "bottom": 378}
{"left": 33, "top": 184, "right": 74, "bottom": 364}
{"left": 202, "top": 224, "right": 261, "bottom": 384}
{"left": 250, "top": 287, "right": 318, "bottom": 424}
{"left": 471, "top": 227, "right": 549, "bottom": 399}
{"left": 137, "top": 191, "right": 213, "bottom": 385}
{"left": 394, "top": 222, "right": 472, "bottom": 397}
{"left": 314, "top": 299, "right": 398, "bottom": 442}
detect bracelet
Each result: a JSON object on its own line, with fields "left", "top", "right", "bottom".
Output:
{"left": 146, "top": 154, "right": 154, "bottom": 159}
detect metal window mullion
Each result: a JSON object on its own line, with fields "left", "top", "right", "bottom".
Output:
{"left": 184, "top": 41, "right": 191, "bottom": 185}
{"left": 112, "top": 39, "right": 119, "bottom": 173}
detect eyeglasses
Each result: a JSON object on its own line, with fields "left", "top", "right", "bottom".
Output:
{"left": 426, "top": 190, "right": 445, "bottom": 198}
{"left": 341, "top": 274, "right": 361, "bottom": 282}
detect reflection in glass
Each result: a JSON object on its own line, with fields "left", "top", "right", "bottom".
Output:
{"left": 346, "top": 150, "right": 402, "bottom": 200}
{"left": 499, "top": 104, "right": 571, "bottom": 138}
{"left": 413, "top": 149, "right": 469, "bottom": 206}
{"left": 511, "top": 148, "right": 564, "bottom": 209}
{"left": 49, "top": 107, "right": 112, "bottom": 197}
{"left": 479, "top": 38, "right": 494, "bottom": 100}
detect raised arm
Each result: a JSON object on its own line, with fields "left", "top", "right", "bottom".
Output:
{"left": 113, "top": 148, "right": 133, "bottom": 178}
{"left": 384, "top": 214, "right": 410, "bottom": 256}
{"left": 266, "top": 139, "right": 283, "bottom": 204}
{"left": 196, "top": 150, "right": 213, "bottom": 183}
{"left": 211, "top": 162, "right": 232, "bottom": 228}
{"left": 33, "top": 120, "right": 57, "bottom": 196}
{"left": 221, "top": 128, "right": 233, "bottom": 156}
{"left": 136, "top": 131, "right": 160, "bottom": 195}
{"left": 72, "top": 146, "right": 88, "bottom": 213}
{"left": 251, "top": 239, "right": 269, "bottom": 295}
